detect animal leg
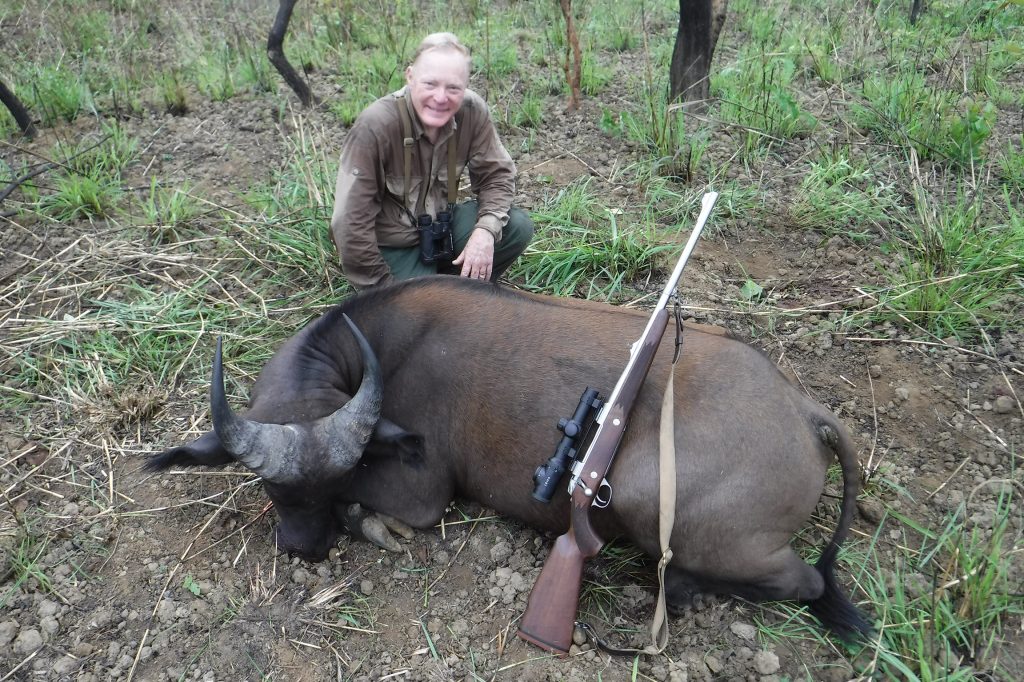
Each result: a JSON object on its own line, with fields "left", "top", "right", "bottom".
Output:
{"left": 665, "top": 550, "right": 825, "bottom": 611}
{"left": 741, "top": 550, "right": 825, "bottom": 603}
{"left": 710, "top": 550, "right": 826, "bottom": 604}
{"left": 664, "top": 567, "right": 711, "bottom": 615}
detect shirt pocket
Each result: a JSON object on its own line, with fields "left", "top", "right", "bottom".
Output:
{"left": 385, "top": 174, "right": 422, "bottom": 221}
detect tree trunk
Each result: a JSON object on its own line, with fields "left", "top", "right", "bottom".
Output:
{"left": 0, "top": 78, "right": 36, "bottom": 138}
{"left": 910, "top": 0, "right": 924, "bottom": 25}
{"left": 559, "top": 0, "right": 582, "bottom": 111}
{"left": 668, "top": 0, "right": 728, "bottom": 110}
{"left": 268, "top": 0, "right": 318, "bottom": 107}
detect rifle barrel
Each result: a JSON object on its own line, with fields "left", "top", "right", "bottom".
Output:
{"left": 591, "top": 191, "right": 718, "bottom": 434}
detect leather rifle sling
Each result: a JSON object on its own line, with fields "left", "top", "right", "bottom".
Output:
{"left": 648, "top": 301, "right": 683, "bottom": 653}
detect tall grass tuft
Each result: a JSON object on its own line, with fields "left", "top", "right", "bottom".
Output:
{"left": 714, "top": 52, "right": 817, "bottom": 148}
{"left": 510, "top": 179, "right": 673, "bottom": 299}
{"left": 853, "top": 489, "right": 1024, "bottom": 680}
{"left": 138, "top": 179, "right": 204, "bottom": 244}
{"left": 790, "top": 149, "right": 900, "bottom": 240}
{"left": 871, "top": 191, "right": 1023, "bottom": 340}
{"left": 854, "top": 71, "right": 996, "bottom": 167}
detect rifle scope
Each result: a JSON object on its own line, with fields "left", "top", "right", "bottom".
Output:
{"left": 531, "top": 387, "right": 603, "bottom": 503}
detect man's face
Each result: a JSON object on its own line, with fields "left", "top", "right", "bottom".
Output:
{"left": 405, "top": 48, "right": 469, "bottom": 135}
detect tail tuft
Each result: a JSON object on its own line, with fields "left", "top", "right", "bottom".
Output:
{"left": 809, "top": 543, "right": 872, "bottom": 641}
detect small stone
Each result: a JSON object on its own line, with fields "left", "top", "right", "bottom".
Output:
{"left": 40, "top": 616, "right": 60, "bottom": 636}
{"left": 729, "top": 621, "right": 757, "bottom": 641}
{"left": 38, "top": 599, "right": 60, "bottom": 618}
{"left": 868, "top": 364, "right": 882, "bottom": 379}
{"left": 359, "top": 580, "right": 374, "bottom": 596}
{"left": 894, "top": 386, "right": 910, "bottom": 402}
{"left": 0, "top": 620, "right": 19, "bottom": 647}
{"left": 291, "top": 568, "right": 308, "bottom": 585}
{"left": 993, "top": 395, "right": 1015, "bottom": 414}
{"left": 572, "top": 625, "right": 587, "bottom": 647}
{"left": 53, "top": 655, "right": 79, "bottom": 675}
{"left": 704, "top": 654, "right": 723, "bottom": 674}
{"left": 753, "top": 650, "right": 781, "bottom": 675}
{"left": 857, "top": 497, "right": 885, "bottom": 525}
{"left": 14, "top": 628, "right": 43, "bottom": 654}
{"left": 490, "top": 541, "right": 512, "bottom": 565}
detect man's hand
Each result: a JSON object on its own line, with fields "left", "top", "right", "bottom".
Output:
{"left": 453, "top": 228, "right": 495, "bottom": 280}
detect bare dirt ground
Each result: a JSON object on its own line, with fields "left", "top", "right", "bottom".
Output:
{"left": 2, "top": 8, "right": 1023, "bottom": 682}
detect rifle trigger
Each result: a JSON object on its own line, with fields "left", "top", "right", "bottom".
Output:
{"left": 593, "top": 480, "right": 612, "bottom": 508}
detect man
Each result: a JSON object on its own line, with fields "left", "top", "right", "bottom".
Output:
{"left": 330, "top": 33, "right": 534, "bottom": 290}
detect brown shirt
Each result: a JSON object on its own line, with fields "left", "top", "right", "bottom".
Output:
{"left": 330, "top": 87, "right": 516, "bottom": 289}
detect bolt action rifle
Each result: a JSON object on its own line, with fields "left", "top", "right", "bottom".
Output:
{"left": 517, "top": 192, "right": 719, "bottom": 655}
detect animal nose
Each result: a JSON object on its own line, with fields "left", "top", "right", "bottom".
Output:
{"left": 275, "top": 526, "right": 331, "bottom": 562}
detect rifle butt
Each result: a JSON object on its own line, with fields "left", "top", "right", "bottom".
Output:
{"left": 517, "top": 531, "right": 587, "bottom": 655}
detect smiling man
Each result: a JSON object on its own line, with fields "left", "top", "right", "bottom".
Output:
{"left": 330, "top": 33, "right": 534, "bottom": 290}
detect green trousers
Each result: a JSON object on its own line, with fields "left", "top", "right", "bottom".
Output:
{"left": 380, "top": 200, "right": 534, "bottom": 283}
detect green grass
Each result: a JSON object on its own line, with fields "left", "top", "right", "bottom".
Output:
{"left": 510, "top": 179, "right": 675, "bottom": 299}
{"left": 138, "top": 179, "right": 204, "bottom": 244}
{"left": 752, "top": 482, "right": 1023, "bottom": 681}
{"left": 790, "top": 149, "right": 901, "bottom": 240}
{"left": 39, "top": 172, "right": 121, "bottom": 220}
{"left": 854, "top": 70, "right": 997, "bottom": 167}
{"left": 870, "top": 191, "right": 1023, "bottom": 340}
{"left": 25, "top": 64, "right": 94, "bottom": 125}
{"left": 1, "top": 530, "right": 54, "bottom": 609}
{"left": 852, "top": 493, "right": 1024, "bottom": 680}
{"left": 242, "top": 125, "right": 345, "bottom": 296}
{"left": 158, "top": 68, "right": 189, "bottom": 115}
{"left": 714, "top": 51, "right": 817, "bottom": 150}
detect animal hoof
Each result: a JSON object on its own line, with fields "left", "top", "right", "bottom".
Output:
{"left": 344, "top": 503, "right": 402, "bottom": 552}
{"left": 360, "top": 515, "right": 402, "bottom": 552}
{"left": 377, "top": 513, "right": 415, "bottom": 540}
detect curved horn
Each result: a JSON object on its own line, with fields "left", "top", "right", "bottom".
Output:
{"left": 316, "top": 315, "right": 383, "bottom": 470}
{"left": 210, "top": 336, "right": 297, "bottom": 480}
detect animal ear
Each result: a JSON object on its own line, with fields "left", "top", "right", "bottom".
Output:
{"left": 144, "top": 431, "right": 234, "bottom": 471}
{"left": 365, "top": 418, "right": 425, "bottom": 467}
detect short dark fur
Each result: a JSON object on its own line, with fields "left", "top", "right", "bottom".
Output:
{"left": 150, "top": 276, "right": 872, "bottom": 640}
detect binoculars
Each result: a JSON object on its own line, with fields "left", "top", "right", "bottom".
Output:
{"left": 417, "top": 207, "right": 455, "bottom": 263}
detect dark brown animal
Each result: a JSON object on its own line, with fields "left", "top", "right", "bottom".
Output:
{"left": 148, "top": 277, "right": 870, "bottom": 638}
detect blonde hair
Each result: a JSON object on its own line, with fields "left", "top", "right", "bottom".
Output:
{"left": 410, "top": 32, "right": 471, "bottom": 68}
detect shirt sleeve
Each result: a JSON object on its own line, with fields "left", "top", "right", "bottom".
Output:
{"left": 331, "top": 122, "right": 394, "bottom": 289}
{"left": 464, "top": 96, "right": 516, "bottom": 241}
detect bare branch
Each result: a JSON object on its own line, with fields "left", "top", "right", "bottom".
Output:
{"left": 268, "top": 0, "right": 319, "bottom": 107}
{"left": 0, "top": 78, "right": 36, "bottom": 138}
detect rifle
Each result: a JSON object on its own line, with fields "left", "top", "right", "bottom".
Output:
{"left": 517, "top": 191, "right": 719, "bottom": 654}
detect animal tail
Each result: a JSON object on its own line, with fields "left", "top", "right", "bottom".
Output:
{"left": 808, "top": 419, "right": 873, "bottom": 640}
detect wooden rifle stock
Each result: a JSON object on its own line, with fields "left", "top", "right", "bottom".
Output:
{"left": 518, "top": 309, "right": 670, "bottom": 655}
